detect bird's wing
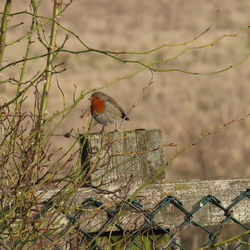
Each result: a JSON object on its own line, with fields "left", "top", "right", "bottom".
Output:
{"left": 108, "top": 97, "right": 129, "bottom": 120}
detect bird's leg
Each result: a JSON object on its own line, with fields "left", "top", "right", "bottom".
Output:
{"left": 100, "top": 125, "right": 105, "bottom": 146}
{"left": 114, "top": 122, "right": 118, "bottom": 132}
{"left": 100, "top": 124, "right": 105, "bottom": 134}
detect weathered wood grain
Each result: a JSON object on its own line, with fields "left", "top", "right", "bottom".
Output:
{"left": 81, "top": 129, "right": 166, "bottom": 189}
{"left": 39, "top": 178, "right": 250, "bottom": 232}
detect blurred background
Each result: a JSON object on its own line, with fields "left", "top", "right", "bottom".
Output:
{"left": 1, "top": 0, "right": 250, "bottom": 181}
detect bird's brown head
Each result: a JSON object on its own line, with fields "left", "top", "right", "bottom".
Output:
{"left": 91, "top": 92, "right": 109, "bottom": 101}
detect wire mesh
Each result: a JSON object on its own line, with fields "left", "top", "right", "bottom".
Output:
{"left": 58, "top": 188, "right": 250, "bottom": 249}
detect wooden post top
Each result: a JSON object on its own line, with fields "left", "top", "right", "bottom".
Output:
{"left": 80, "top": 129, "right": 165, "bottom": 190}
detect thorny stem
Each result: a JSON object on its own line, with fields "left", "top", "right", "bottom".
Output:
{"left": 30, "top": 0, "right": 61, "bottom": 163}
{"left": 39, "top": 0, "right": 60, "bottom": 124}
{"left": 0, "top": 0, "right": 12, "bottom": 65}
{"left": 15, "top": 0, "right": 39, "bottom": 110}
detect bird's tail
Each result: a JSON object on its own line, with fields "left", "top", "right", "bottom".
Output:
{"left": 121, "top": 113, "right": 129, "bottom": 121}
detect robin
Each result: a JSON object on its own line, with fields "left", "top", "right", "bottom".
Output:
{"left": 90, "top": 92, "right": 129, "bottom": 130}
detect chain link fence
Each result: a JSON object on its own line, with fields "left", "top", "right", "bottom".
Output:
{"left": 49, "top": 188, "right": 250, "bottom": 249}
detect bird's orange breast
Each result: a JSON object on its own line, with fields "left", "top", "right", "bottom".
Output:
{"left": 91, "top": 97, "right": 105, "bottom": 113}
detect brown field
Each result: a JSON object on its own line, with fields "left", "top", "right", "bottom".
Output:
{"left": 1, "top": 0, "right": 250, "bottom": 182}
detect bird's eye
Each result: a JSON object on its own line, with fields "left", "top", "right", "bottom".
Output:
{"left": 91, "top": 96, "right": 98, "bottom": 101}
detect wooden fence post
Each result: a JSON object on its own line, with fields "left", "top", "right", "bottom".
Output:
{"left": 81, "top": 129, "right": 166, "bottom": 190}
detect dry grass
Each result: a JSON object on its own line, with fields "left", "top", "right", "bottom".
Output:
{"left": 1, "top": 0, "right": 250, "bottom": 182}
